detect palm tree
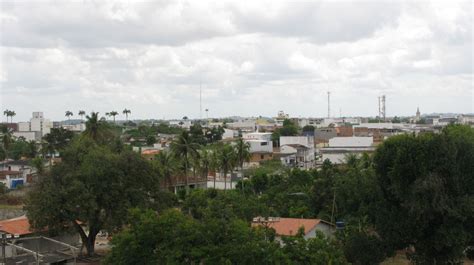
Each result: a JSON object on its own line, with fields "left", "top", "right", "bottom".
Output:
{"left": 218, "top": 144, "right": 236, "bottom": 191}
{"left": 234, "top": 138, "right": 251, "bottom": 191}
{"left": 109, "top": 111, "right": 118, "bottom": 123}
{"left": 65, "top": 111, "right": 73, "bottom": 120}
{"left": 78, "top": 110, "right": 86, "bottom": 121}
{"left": 8, "top": 111, "right": 15, "bottom": 123}
{"left": 3, "top": 110, "right": 9, "bottom": 123}
{"left": 170, "top": 131, "right": 200, "bottom": 194}
{"left": 154, "top": 151, "right": 176, "bottom": 191}
{"left": 1, "top": 125, "right": 12, "bottom": 160}
{"left": 84, "top": 112, "right": 101, "bottom": 141}
{"left": 122, "top": 109, "right": 131, "bottom": 121}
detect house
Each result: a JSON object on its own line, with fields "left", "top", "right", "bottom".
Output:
{"left": 0, "top": 171, "right": 25, "bottom": 189}
{"left": 243, "top": 132, "right": 274, "bottom": 167}
{"left": 0, "top": 215, "right": 79, "bottom": 263}
{"left": 252, "top": 217, "right": 334, "bottom": 240}
{"left": 279, "top": 136, "right": 315, "bottom": 169}
{"left": 320, "top": 137, "right": 375, "bottom": 164}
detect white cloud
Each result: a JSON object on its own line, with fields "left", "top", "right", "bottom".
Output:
{"left": 0, "top": 0, "right": 472, "bottom": 120}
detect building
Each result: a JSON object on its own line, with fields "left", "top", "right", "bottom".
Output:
{"left": 0, "top": 160, "right": 36, "bottom": 185}
{"left": 459, "top": 114, "right": 474, "bottom": 125}
{"left": 251, "top": 217, "right": 334, "bottom": 241}
{"left": 314, "top": 127, "right": 337, "bottom": 146}
{"left": 320, "top": 137, "right": 375, "bottom": 164}
{"left": 279, "top": 136, "right": 315, "bottom": 169}
{"left": 243, "top": 132, "right": 273, "bottom": 166}
{"left": 227, "top": 119, "right": 257, "bottom": 132}
{"left": 0, "top": 216, "right": 79, "bottom": 263}
{"left": 15, "top": 112, "right": 53, "bottom": 141}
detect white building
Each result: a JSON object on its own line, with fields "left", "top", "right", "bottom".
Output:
{"left": 320, "top": 137, "right": 375, "bottom": 164}
{"left": 62, "top": 123, "right": 86, "bottom": 132}
{"left": 16, "top": 112, "right": 53, "bottom": 141}
{"left": 459, "top": 114, "right": 474, "bottom": 125}
{"left": 280, "top": 136, "right": 315, "bottom": 168}
{"left": 222, "top": 128, "right": 238, "bottom": 139}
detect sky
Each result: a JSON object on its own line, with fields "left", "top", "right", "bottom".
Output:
{"left": 0, "top": 0, "right": 473, "bottom": 121}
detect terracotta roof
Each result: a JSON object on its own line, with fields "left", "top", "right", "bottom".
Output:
{"left": 142, "top": 149, "right": 160, "bottom": 155}
{"left": 252, "top": 217, "right": 321, "bottom": 236}
{"left": 0, "top": 216, "right": 32, "bottom": 236}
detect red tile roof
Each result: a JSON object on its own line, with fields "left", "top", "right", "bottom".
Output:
{"left": 252, "top": 217, "right": 321, "bottom": 236}
{"left": 0, "top": 216, "right": 32, "bottom": 236}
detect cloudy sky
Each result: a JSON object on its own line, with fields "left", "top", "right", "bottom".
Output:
{"left": 0, "top": 0, "right": 472, "bottom": 121}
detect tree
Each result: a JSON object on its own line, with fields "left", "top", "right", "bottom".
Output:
{"left": 146, "top": 135, "right": 156, "bottom": 146}
{"left": 372, "top": 125, "right": 474, "bottom": 264}
{"left": 122, "top": 109, "right": 131, "bottom": 121}
{"left": 78, "top": 110, "right": 86, "bottom": 121}
{"left": 170, "top": 131, "right": 200, "bottom": 194}
{"left": 217, "top": 144, "right": 236, "bottom": 190}
{"left": 65, "top": 111, "right": 73, "bottom": 120}
{"left": 153, "top": 151, "right": 176, "bottom": 190}
{"left": 234, "top": 138, "right": 250, "bottom": 191}
{"left": 43, "top": 127, "right": 75, "bottom": 156}
{"left": 109, "top": 111, "right": 118, "bottom": 123}
{"left": 0, "top": 125, "right": 12, "bottom": 159}
{"left": 8, "top": 110, "right": 16, "bottom": 123}
{"left": 83, "top": 112, "right": 112, "bottom": 142}
{"left": 3, "top": 109, "right": 9, "bottom": 123}
{"left": 25, "top": 137, "right": 156, "bottom": 256}
{"left": 302, "top": 125, "right": 315, "bottom": 133}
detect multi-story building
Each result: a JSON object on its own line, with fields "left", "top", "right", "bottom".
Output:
{"left": 243, "top": 132, "right": 273, "bottom": 166}
{"left": 279, "top": 136, "right": 315, "bottom": 169}
{"left": 14, "top": 112, "right": 53, "bottom": 141}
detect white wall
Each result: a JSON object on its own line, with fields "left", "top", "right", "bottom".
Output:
{"left": 13, "top": 131, "right": 38, "bottom": 141}
{"left": 280, "top": 136, "right": 314, "bottom": 148}
{"left": 243, "top": 132, "right": 272, "bottom": 141}
{"left": 245, "top": 140, "right": 273, "bottom": 153}
{"left": 329, "top": 137, "right": 373, "bottom": 147}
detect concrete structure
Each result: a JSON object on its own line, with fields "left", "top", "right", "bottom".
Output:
{"left": 0, "top": 216, "right": 79, "bottom": 263}
{"left": 227, "top": 119, "right": 257, "bottom": 132}
{"left": 12, "top": 131, "right": 39, "bottom": 142}
{"left": 222, "top": 128, "right": 238, "bottom": 139}
{"left": 459, "top": 114, "right": 474, "bottom": 125}
{"left": 314, "top": 127, "right": 337, "bottom": 145}
{"left": 280, "top": 136, "right": 315, "bottom": 168}
{"left": 320, "top": 137, "right": 375, "bottom": 164}
{"left": 62, "top": 123, "right": 86, "bottom": 132}
{"left": 16, "top": 112, "right": 53, "bottom": 141}
{"left": 243, "top": 132, "right": 273, "bottom": 166}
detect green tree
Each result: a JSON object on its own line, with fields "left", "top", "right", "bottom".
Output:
{"left": 43, "top": 127, "right": 75, "bottom": 156}
{"left": 122, "top": 108, "right": 131, "bottom": 121}
{"left": 145, "top": 135, "right": 156, "bottom": 146}
{"left": 217, "top": 144, "right": 236, "bottom": 190}
{"left": 372, "top": 125, "right": 474, "bottom": 264}
{"left": 109, "top": 111, "right": 118, "bottom": 123}
{"left": 78, "top": 110, "right": 86, "bottom": 121}
{"left": 302, "top": 125, "right": 315, "bottom": 132}
{"left": 83, "top": 112, "right": 114, "bottom": 143}
{"left": 65, "top": 110, "right": 73, "bottom": 120}
{"left": 0, "top": 125, "right": 12, "bottom": 159}
{"left": 25, "top": 137, "right": 156, "bottom": 256}
{"left": 171, "top": 131, "right": 200, "bottom": 194}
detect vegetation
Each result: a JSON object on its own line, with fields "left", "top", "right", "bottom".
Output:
{"left": 21, "top": 123, "right": 474, "bottom": 263}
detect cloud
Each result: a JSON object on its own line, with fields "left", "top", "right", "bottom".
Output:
{"left": 0, "top": 0, "right": 472, "bottom": 121}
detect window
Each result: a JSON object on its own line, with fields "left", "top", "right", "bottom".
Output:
{"left": 260, "top": 142, "right": 268, "bottom": 146}
{"left": 260, "top": 155, "right": 264, "bottom": 159}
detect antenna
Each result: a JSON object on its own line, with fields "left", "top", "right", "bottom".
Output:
{"left": 327, "top": 91, "right": 331, "bottom": 118}
{"left": 381, "top": 95, "right": 386, "bottom": 122}
{"left": 378, "top": 96, "right": 381, "bottom": 121}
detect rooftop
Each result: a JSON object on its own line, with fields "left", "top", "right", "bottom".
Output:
{"left": 0, "top": 216, "right": 32, "bottom": 236}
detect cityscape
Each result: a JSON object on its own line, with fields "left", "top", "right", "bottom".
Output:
{"left": 1, "top": 1, "right": 473, "bottom": 264}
